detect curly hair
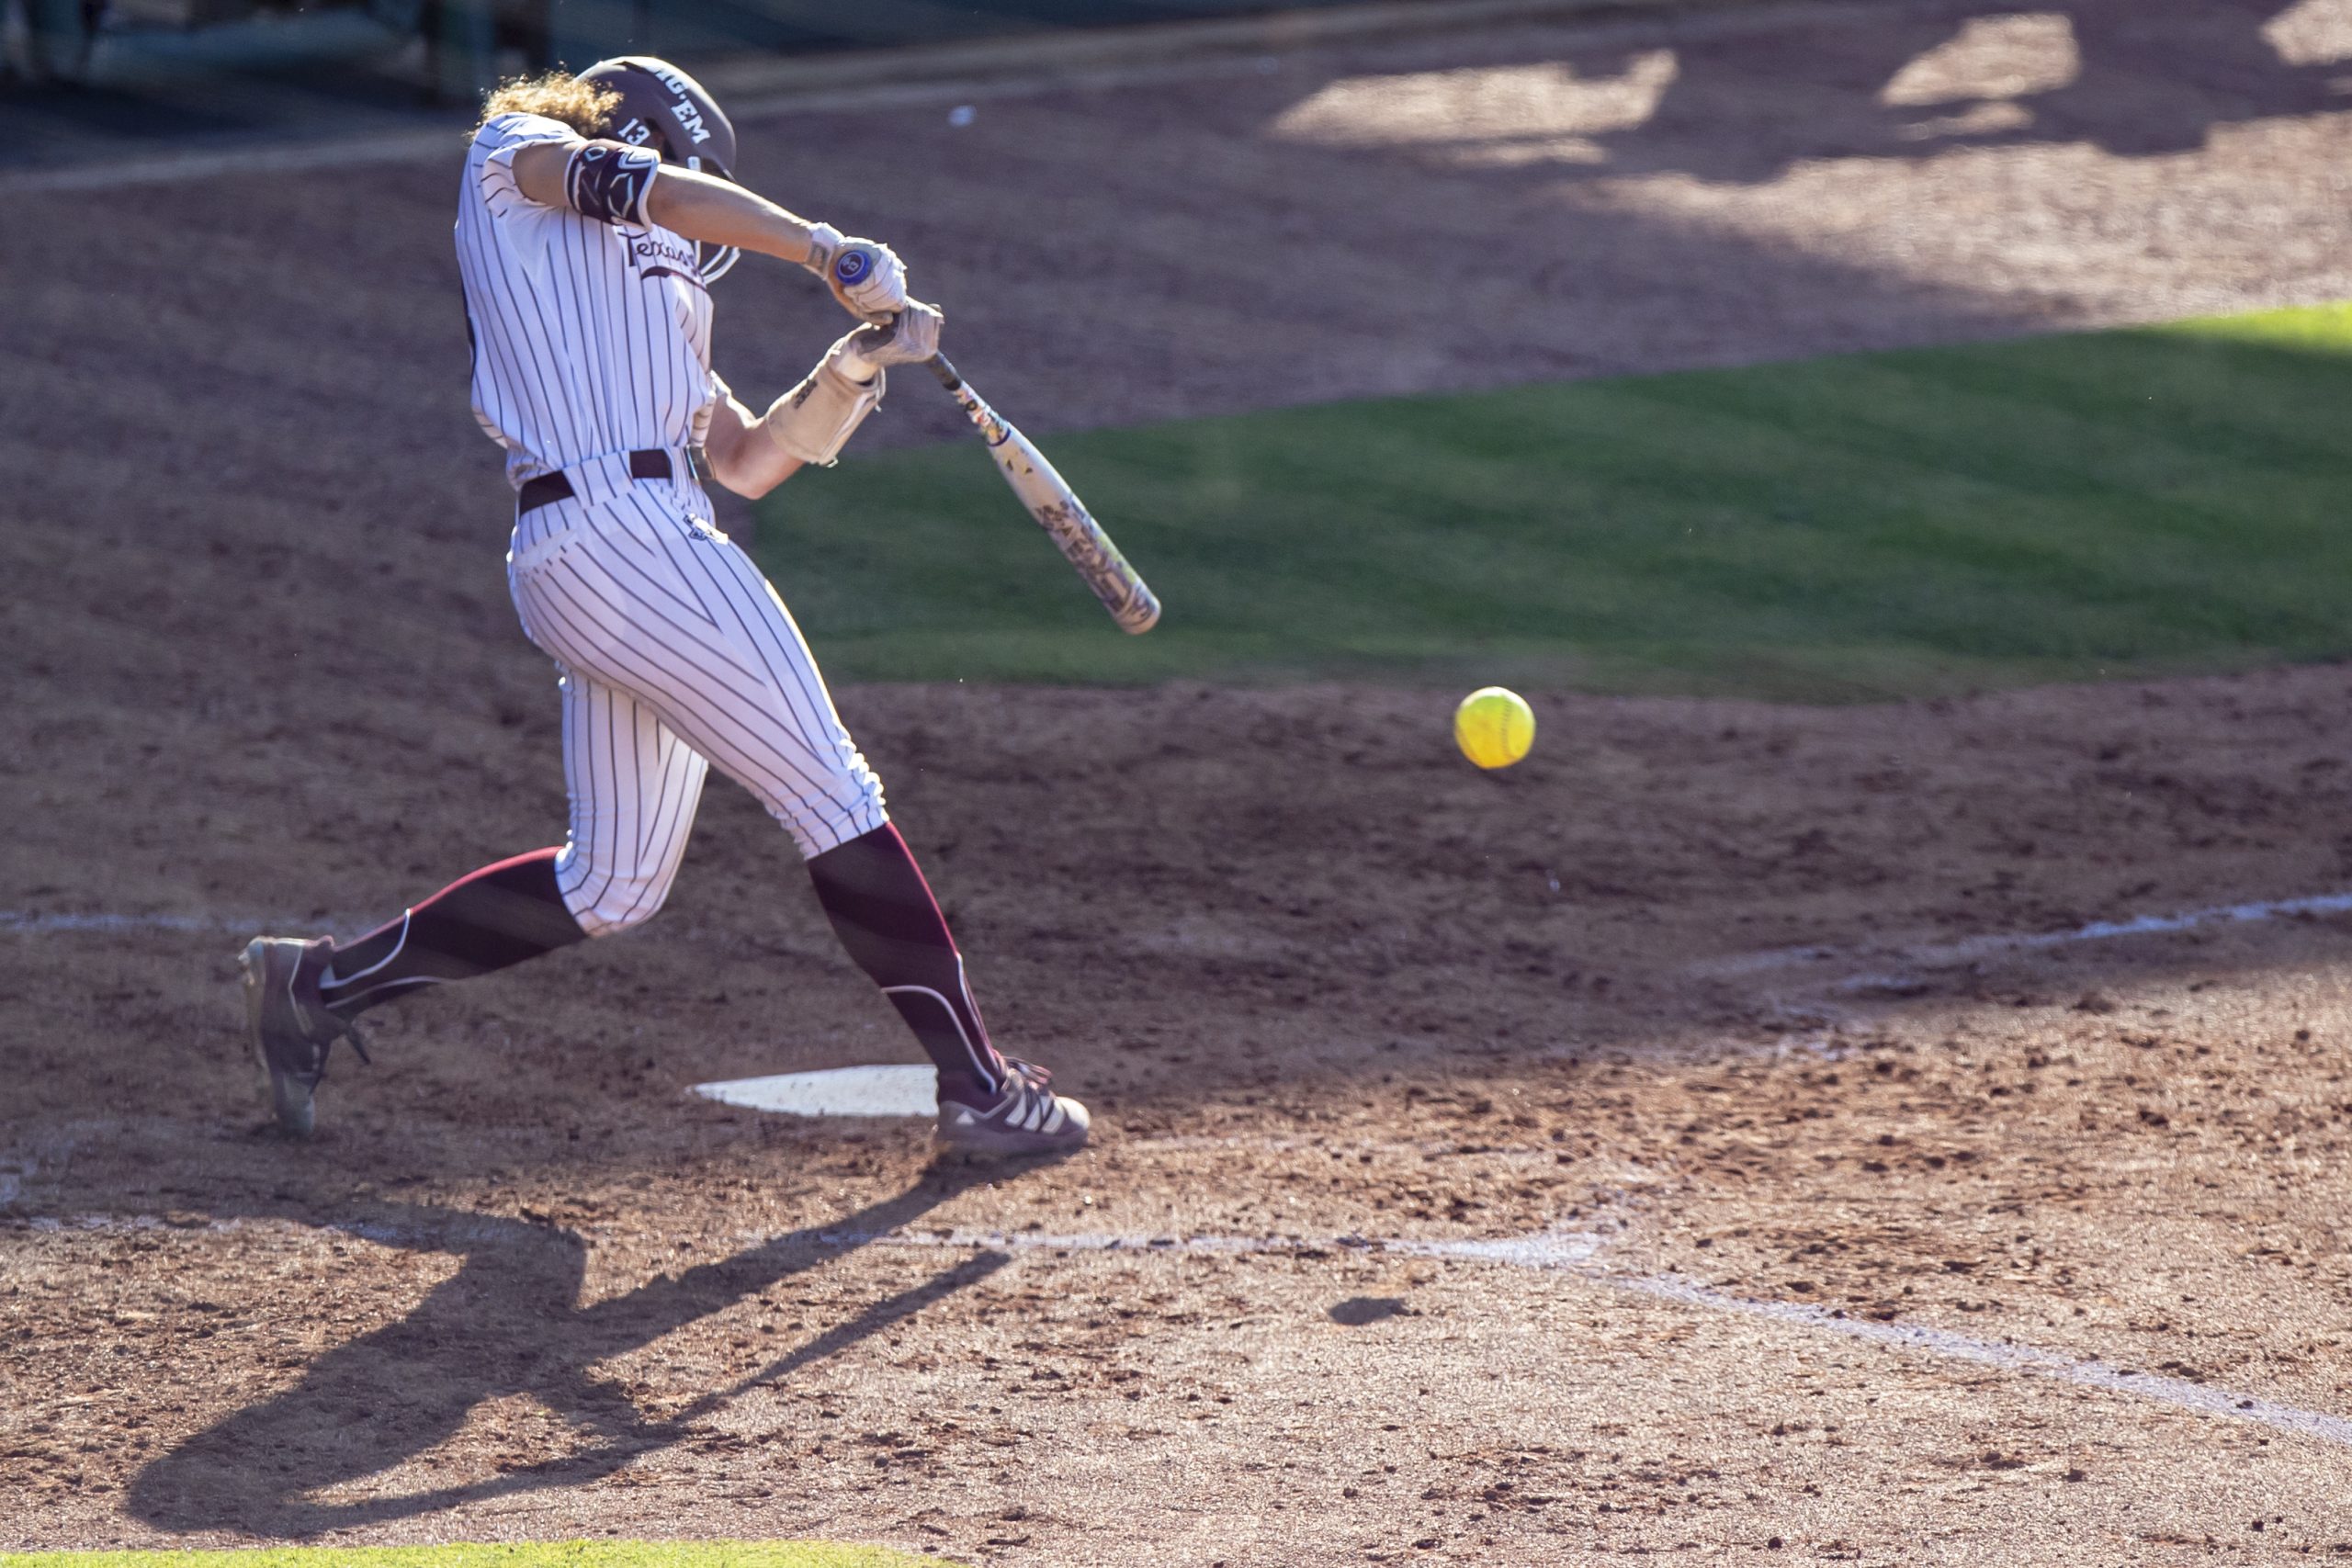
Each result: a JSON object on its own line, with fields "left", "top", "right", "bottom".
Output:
{"left": 478, "top": 71, "right": 621, "bottom": 136}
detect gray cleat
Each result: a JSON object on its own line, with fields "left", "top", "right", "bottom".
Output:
{"left": 239, "top": 935, "right": 368, "bottom": 1135}
{"left": 936, "top": 1056, "right": 1090, "bottom": 1157}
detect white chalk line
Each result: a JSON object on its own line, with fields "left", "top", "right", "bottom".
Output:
{"left": 21, "top": 1207, "right": 2350, "bottom": 1450}
{"left": 0, "top": 57, "right": 1275, "bottom": 195}
{"left": 26, "top": 882, "right": 2352, "bottom": 1009}
{"left": 808, "top": 1224, "right": 1609, "bottom": 1271}
{"left": 0, "top": 0, "right": 1996, "bottom": 196}
{"left": 16, "top": 886, "right": 2351, "bottom": 962}
{"left": 1123, "top": 1134, "right": 1569, "bottom": 1164}
{"left": 786, "top": 1225, "right": 2352, "bottom": 1449}
{"left": 0, "top": 910, "right": 365, "bottom": 935}
{"left": 1700, "top": 889, "right": 2352, "bottom": 984}
{"left": 0, "top": 10, "right": 1476, "bottom": 197}
{"left": 0, "top": 910, "right": 245, "bottom": 934}
{"left": 1623, "top": 1274, "right": 2352, "bottom": 1448}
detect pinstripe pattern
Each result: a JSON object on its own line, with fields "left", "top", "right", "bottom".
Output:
{"left": 554, "top": 665, "right": 709, "bottom": 937}
{"left": 243, "top": 101, "right": 1080, "bottom": 1146}
{"left": 455, "top": 111, "right": 885, "bottom": 934}
{"left": 512, "top": 479, "right": 888, "bottom": 934}
{"left": 458, "top": 112, "right": 717, "bottom": 489}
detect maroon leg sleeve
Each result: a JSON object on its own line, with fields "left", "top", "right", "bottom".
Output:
{"left": 806, "top": 824, "right": 1008, "bottom": 1109}
{"left": 319, "top": 848, "right": 588, "bottom": 1020}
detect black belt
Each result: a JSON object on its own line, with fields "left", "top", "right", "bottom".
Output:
{"left": 516, "top": 448, "right": 681, "bottom": 514}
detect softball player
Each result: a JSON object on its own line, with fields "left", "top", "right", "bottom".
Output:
{"left": 240, "top": 58, "right": 1087, "bottom": 1157}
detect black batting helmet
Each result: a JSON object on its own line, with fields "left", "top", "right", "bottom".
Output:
{"left": 580, "top": 56, "right": 735, "bottom": 177}
{"left": 578, "top": 56, "right": 741, "bottom": 277}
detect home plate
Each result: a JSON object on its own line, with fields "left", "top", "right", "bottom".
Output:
{"left": 690, "top": 1064, "right": 938, "bottom": 1118}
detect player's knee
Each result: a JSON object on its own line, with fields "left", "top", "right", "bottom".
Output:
{"left": 783, "top": 773, "right": 890, "bottom": 859}
{"left": 561, "top": 867, "right": 679, "bottom": 938}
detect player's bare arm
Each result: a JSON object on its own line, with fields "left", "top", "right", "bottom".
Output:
{"left": 698, "top": 389, "right": 799, "bottom": 499}
{"left": 506, "top": 139, "right": 910, "bottom": 320}
{"left": 505, "top": 141, "right": 816, "bottom": 263}
{"left": 641, "top": 164, "right": 828, "bottom": 266}
{"left": 702, "top": 305, "right": 943, "bottom": 498}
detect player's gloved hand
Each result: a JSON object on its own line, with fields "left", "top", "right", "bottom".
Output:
{"left": 838, "top": 301, "right": 943, "bottom": 381}
{"left": 801, "top": 226, "right": 910, "bottom": 321}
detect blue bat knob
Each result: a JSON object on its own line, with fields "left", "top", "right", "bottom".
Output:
{"left": 832, "top": 246, "right": 875, "bottom": 287}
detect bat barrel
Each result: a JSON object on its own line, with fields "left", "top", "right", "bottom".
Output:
{"left": 1114, "top": 583, "right": 1162, "bottom": 636}
{"left": 931, "top": 357, "right": 1160, "bottom": 637}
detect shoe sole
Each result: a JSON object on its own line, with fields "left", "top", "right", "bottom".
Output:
{"left": 241, "top": 937, "right": 316, "bottom": 1137}
{"left": 933, "top": 1130, "right": 1090, "bottom": 1162}
{"left": 934, "top": 1110, "right": 1091, "bottom": 1159}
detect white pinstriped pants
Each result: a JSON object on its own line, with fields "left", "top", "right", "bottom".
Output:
{"left": 506, "top": 474, "right": 888, "bottom": 937}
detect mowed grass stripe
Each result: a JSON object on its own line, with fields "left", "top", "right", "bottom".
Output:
{"left": 755, "top": 303, "right": 2352, "bottom": 697}
{"left": 0, "top": 1542, "right": 950, "bottom": 1568}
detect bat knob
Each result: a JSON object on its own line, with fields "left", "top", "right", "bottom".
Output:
{"left": 831, "top": 244, "right": 879, "bottom": 288}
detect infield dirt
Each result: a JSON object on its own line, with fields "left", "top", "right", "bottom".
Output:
{"left": 7, "top": 0, "right": 2352, "bottom": 1562}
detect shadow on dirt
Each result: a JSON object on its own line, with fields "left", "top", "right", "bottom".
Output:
{"left": 1260, "top": 0, "right": 2346, "bottom": 187}
{"left": 1626, "top": 0, "right": 2342, "bottom": 180}
{"left": 120, "top": 1158, "right": 1020, "bottom": 1535}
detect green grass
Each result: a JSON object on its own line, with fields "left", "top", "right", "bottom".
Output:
{"left": 755, "top": 302, "right": 2352, "bottom": 699}
{"left": 0, "top": 1545, "right": 948, "bottom": 1568}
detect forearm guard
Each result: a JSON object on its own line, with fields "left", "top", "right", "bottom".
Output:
{"left": 762, "top": 339, "right": 886, "bottom": 468}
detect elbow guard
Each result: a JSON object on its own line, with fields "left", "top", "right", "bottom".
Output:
{"left": 763, "top": 339, "right": 885, "bottom": 468}
{"left": 565, "top": 140, "right": 660, "bottom": 227}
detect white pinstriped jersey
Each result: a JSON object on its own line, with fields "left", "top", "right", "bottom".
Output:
{"left": 456, "top": 111, "right": 721, "bottom": 488}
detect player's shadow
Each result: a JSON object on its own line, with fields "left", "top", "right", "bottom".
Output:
{"left": 124, "top": 1158, "right": 1013, "bottom": 1536}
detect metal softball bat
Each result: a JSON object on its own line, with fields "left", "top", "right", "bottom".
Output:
{"left": 925, "top": 354, "right": 1161, "bottom": 636}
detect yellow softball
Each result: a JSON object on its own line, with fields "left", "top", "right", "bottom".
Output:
{"left": 1454, "top": 686, "right": 1534, "bottom": 770}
